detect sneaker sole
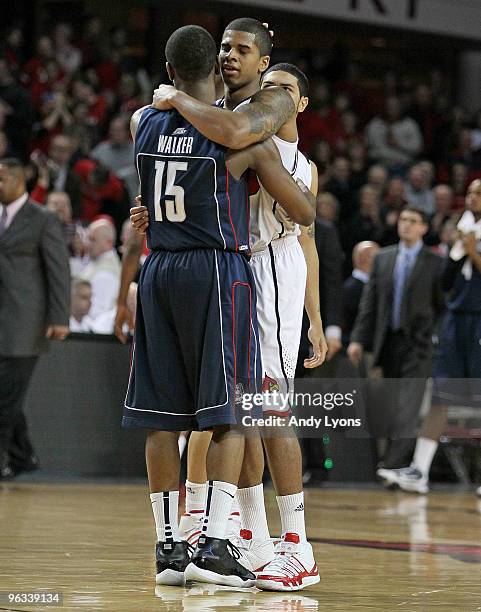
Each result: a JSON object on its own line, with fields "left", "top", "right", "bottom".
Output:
{"left": 398, "top": 482, "right": 429, "bottom": 494}
{"left": 155, "top": 569, "right": 185, "bottom": 586}
{"left": 256, "top": 572, "right": 320, "bottom": 591}
{"left": 184, "top": 562, "right": 255, "bottom": 588}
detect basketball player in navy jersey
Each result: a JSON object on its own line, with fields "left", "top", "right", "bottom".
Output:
{"left": 124, "top": 25, "right": 315, "bottom": 588}
{"left": 133, "top": 24, "right": 325, "bottom": 588}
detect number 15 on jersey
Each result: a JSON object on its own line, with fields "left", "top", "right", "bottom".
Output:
{"left": 154, "top": 160, "right": 188, "bottom": 222}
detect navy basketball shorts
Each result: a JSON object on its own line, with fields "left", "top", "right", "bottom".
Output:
{"left": 433, "top": 310, "right": 481, "bottom": 407}
{"left": 122, "top": 249, "right": 262, "bottom": 431}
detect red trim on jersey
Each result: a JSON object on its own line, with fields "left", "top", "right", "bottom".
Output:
{"left": 231, "top": 281, "right": 252, "bottom": 391}
{"left": 225, "top": 166, "right": 238, "bottom": 251}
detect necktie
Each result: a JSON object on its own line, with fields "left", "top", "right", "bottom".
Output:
{"left": 392, "top": 250, "right": 412, "bottom": 330}
{"left": 0, "top": 206, "right": 7, "bottom": 236}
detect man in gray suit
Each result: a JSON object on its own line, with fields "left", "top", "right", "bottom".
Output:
{"left": 0, "top": 158, "right": 70, "bottom": 478}
{"left": 347, "top": 206, "right": 445, "bottom": 468}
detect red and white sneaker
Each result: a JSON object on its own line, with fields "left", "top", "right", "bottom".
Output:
{"left": 230, "top": 529, "right": 275, "bottom": 573}
{"left": 179, "top": 511, "right": 203, "bottom": 547}
{"left": 255, "top": 533, "right": 320, "bottom": 591}
{"left": 226, "top": 511, "right": 242, "bottom": 540}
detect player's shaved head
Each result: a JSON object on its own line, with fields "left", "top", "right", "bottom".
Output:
{"left": 165, "top": 25, "right": 217, "bottom": 82}
{"left": 225, "top": 18, "right": 272, "bottom": 57}
{"left": 263, "top": 63, "right": 309, "bottom": 98}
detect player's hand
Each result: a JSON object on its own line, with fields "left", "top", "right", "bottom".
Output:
{"left": 304, "top": 321, "right": 328, "bottom": 368}
{"left": 130, "top": 197, "right": 149, "bottom": 234}
{"left": 462, "top": 231, "right": 478, "bottom": 258}
{"left": 46, "top": 325, "right": 69, "bottom": 340}
{"left": 326, "top": 337, "right": 342, "bottom": 361}
{"left": 347, "top": 342, "right": 363, "bottom": 367}
{"left": 114, "top": 304, "right": 134, "bottom": 344}
{"left": 152, "top": 84, "right": 177, "bottom": 110}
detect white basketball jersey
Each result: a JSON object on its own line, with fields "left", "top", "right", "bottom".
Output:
{"left": 249, "top": 135, "right": 312, "bottom": 253}
{"left": 225, "top": 96, "right": 312, "bottom": 252}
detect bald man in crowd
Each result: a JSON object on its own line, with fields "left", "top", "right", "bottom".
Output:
{"left": 342, "top": 241, "right": 380, "bottom": 346}
{"left": 79, "top": 218, "right": 121, "bottom": 321}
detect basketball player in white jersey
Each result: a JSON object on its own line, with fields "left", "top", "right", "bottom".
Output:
{"left": 135, "top": 57, "right": 326, "bottom": 593}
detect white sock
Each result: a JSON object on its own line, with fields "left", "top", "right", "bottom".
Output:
{"left": 277, "top": 492, "right": 307, "bottom": 542}
{"left": 412, "top": 437, "right": 438, "bottom": 478}
{"left": 150, "top": 491, "right": 181, "bottom": 542}
{"left": 203, "top": 480, "right": 237, "bottom": 539}
{"left": 185, "top": 480, "right": 206, "bottom": 514}
{"left": 237, "top": 484, "right": 271, "bottom": 540}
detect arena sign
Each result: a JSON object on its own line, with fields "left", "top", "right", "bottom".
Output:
{"left": 219, "top": 0, "right": 481, "bottom": 41}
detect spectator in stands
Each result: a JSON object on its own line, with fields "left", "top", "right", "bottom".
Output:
{"left": 342, "top": 241, "right": 380, "bottom": 346}
{"left": 30, "top": 135, "right": 81, "bottom": 217}
{"left": 91, "top": 281, "right": 137, "bottom": 335}
{"left": 69, "top": 279, "right": 93, "bottom": 332}
{"left": 366, "top": 164, "right": 388, "bottom": 196}
{"left": 79, "top": 218, "right": 121, "bottom": 321}
{"left": 91, "top": 114, "right": 138, "bottom": 202}
{"left": 54, "top": 23, "right": 82, "bottom": 75}
{"left": 378, "top": 180, "right": 481, "bottom": 495}
{"left": 380, "top": 177, "right": 406, "bottom": 245}
{"left": 450, "top": 162, "right": 469, "bottom": 210}
{"left": 316, "top": 191, "right": 339, "bottom": 224}
{"left": 344, "top": 185, "right": 384, "bottom": 261}
{"left": 425, "top": 184, "right": 453, "bottom": 246}
{"left": 404, "top": 163, "right": 435, "bottom": 215}
{"left": 324, "top": 156, "right": 357, "bottom": 222}
{"left": 46, "top": 190, "right": 72, "bottom": 224}
{"left": 73, "top": 158, "right": 129, "bottom": 231}
{"left": 0, "top": 158, "right": 70, "bottom": 479}
{"left": 347, "top": 141, "right": 368, "bottom": 190}
{"left": 0, "top": 58, "right": 32, "bottom": 161}
{"left": 348, "top": 207, "right": 445, "bottom": 469}
{"left": 365, "top": 95, "right": 423, "bottom": 174}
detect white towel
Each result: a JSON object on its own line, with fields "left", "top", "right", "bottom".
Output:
{"left": 449, "top": 210, "right": 481, "bottom": 279}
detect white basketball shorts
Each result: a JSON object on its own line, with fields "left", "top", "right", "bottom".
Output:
{"left": 250, "top": 235, "right": 307, "bottom": 414}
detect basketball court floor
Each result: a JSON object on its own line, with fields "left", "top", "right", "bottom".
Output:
{"left": 1, "top": 482, "right": 480, "bottom": 611}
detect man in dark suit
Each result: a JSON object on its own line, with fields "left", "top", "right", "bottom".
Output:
{"left": 348, "top": 206, "right": 445, "bottom": 468}
{"left": 0, "top": 158, "right": 70, "bottom": 478}
{"left": 342, "top": 241, "right": 380, "bottom": 346}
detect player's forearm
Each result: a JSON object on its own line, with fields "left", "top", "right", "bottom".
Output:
{"left": 468, "top": 249, "right": 481, "bottom": 275}
{"left": 169, "top": 90, "right": 246, "bottom": 148}
{"left": 170, "top": 87, "right": 295, "bottom": 150}
{"left": 117, "top": 245, "right": 142, "bottom": 305}
{"left": 298, "top": 230, "right": 322, "bottom": 326}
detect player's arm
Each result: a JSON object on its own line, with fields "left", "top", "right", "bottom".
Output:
{"left": 130, "top": 105, "right": 149, "bottom": 140}
{"left": 152, "top": 86, "right": 295, "bottom": 150}
{"left": 297, "top": 162, "right": 328, "bottom": 367}
{"left": 114, "top": 231, "right": 144, "bottom": 343}
{"left": 228, "top": 139, "right": 315, "bottom": 226}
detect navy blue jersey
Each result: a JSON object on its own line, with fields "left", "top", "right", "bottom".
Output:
{"left": 135, "top": 107, "right": 250, "bottom": 255}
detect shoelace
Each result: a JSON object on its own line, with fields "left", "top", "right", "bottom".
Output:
{"left": 263, "top": 543, "right": 306, "bottom": 577}
{"left": 226, "top": 539, "right": 242, "bottom": 561}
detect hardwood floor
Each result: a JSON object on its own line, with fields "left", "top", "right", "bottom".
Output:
{"left": 1, "top": 482, "right": 480, "bottom": 611}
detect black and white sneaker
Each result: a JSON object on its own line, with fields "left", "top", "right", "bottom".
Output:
{"left": 156, "top": 540, "right": 193, "bottom": 585}
{"left": 376, "top": 466, "right": 428, "bottom": 494}
{"left": 184, "top": 535, "right": 256, "bottom": 588}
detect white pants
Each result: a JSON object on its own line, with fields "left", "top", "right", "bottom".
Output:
{"left": 250, "top": 236, "right": 307, "bottom": 412}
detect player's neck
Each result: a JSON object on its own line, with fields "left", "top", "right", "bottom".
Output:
{"left": 224, "top": 80, "right": 261, "bottom": 110}
{"left": 274, "top": 119, "right": 298, "bottom": 143}
{"left": 178, "top": 82, "right": 215, "bottom": 106}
